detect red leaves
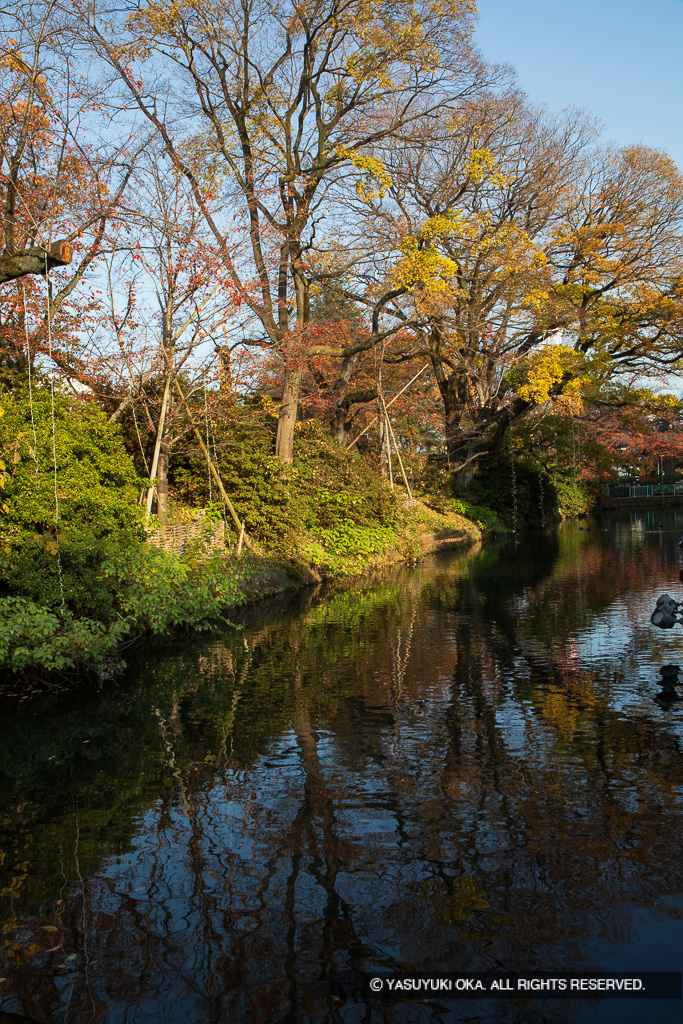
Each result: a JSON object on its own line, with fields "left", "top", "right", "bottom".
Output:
{"left": 585, "top": 405, "right": 683, "bottom": 478}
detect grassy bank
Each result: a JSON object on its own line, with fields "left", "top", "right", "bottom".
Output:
{"left": 0, "top": 499, "right": 482, "bottom": 690}
{"left": 0, "top": 401, "right": 496, "bottom": 690}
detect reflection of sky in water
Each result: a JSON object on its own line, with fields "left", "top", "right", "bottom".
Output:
{"left": 571, "top": 588, "right": 683, "bottom": 736}
{"left": 499, "top": 517, "right": 683, "bottom": 741}
{"left": 1, "top": 511, "right": 683, "bottom": 1024}
{"left": 493, "top": 702, "right": 532, "bottom": 756}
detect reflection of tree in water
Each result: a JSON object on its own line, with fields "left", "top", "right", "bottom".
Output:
{"left": 442, "top": 524, "right": 683, "bottom": 968}
{"left": 1, "top": 529, "right": 683, "bottom": 1023}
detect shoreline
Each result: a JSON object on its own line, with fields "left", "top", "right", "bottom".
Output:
{"left": 226, "top": 502, "right": 483, "bottom": 607}
{"left": 0, "top": 503, "right": 482, "bottom": 694}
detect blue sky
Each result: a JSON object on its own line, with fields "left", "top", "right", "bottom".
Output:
{"left": 475, "top": 0, "right": 683, "bottom": 169}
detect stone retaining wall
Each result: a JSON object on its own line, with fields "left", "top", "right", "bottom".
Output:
{"left": 601, "top": 496, "right": 683, "bottom": 508}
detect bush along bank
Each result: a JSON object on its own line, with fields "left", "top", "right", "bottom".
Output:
{"left": 0, "top": 397, "right": 489, "bottom": 690}
{"left": 0, "top": 391, "right": 256, "bottom": 686}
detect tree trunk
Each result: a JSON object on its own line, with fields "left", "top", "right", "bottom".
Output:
{"left": 145, "top": 371, "right": 172, "bottom": 518}
{"left": 433, "top": 358, "right": 485, "bottom": 485}
{"left": 329, "top": 387, "right": 377, "bottom": 447}
{"left": 275, "top": 362, "right": 303, "bottom": 464}
{"left": 448, "top": 438, "right": 478, "bottom": 487}
{"left": 327, "top": 351, "right": 359, "bottom": 445}
{"left": 157, "top": 446, "right": 169, "bottom": 520}
{"left": 330, "top": 405, "right": 348, "bottom": 446}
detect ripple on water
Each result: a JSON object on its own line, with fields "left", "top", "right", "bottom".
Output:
{"left": 1, "top": 514, "right": 683, "bottom": 1023}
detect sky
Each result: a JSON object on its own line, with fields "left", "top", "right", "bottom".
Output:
{"left": 475, "top": 0, "right": 683, "bottom": 169}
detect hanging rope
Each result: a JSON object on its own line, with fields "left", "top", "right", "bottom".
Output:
{"left": 20, "top": 281, "right": 40, "bottom": 473}
{"left": 510, "top": 453, "right": 518, "bottom": 538}
{"left": 204, "top": 382, "right": 213, "bottom": 503}
{"left": 44, "top": 256, "right": 65, "bottom": 609}
{"left": 131, "top": 401, "right": 150, "bottom": 475}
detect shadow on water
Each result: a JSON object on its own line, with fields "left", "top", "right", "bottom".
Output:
{"left": 1, "top": 512, "right": 683, "bottom": 1023}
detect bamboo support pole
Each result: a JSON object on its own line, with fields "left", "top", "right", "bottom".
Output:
{"left": 145, "top": 373, "right": 172, "bottom": 517}
{"left": 384, "top": 411, "right": 394, "bottom": 489}
{"left": 346, "top": 363, "right": 429, "bottom": 450}
{"left": 380, "top": 393, "right": 413, "bottom": 499}
{"left": 173, "top": 378, "right": 254, "bottom": 552}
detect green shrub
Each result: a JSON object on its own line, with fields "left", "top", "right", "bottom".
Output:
{"left": 309, "top": 521, "right": 398, "bottom": 576}
{"left": 449, "top": 499, "right": 506, "bottom": 533}
{"left": 0, "top": 596, "right": 127, "bottom": 676}
{"left": 457, "top": 453, "right": 558, "bottom": 527}
{"left": 0, "top": 541, "right": 247, "bottom": 683}
{"left": 0, "top": 387, "right": 145, "bottom": 544}
{"left": 171, "top": 406, "right": 402, "bottom": 557}
{"left": 555, "top": 478, "right": 591, "bottom": 517}
{"left": 0, "top": 392, "right": 248, "bottom": 684}
{"left": 97, "top": 542, "right": 245, "bottom": 634}
{"left": 0, "top": 388, "right": 148, "bottom": 629}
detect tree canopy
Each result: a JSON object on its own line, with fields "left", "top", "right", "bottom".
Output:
{"left": 2, "top": 0, "right": 683, "bottom": 501}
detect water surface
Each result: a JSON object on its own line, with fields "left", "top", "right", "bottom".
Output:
{"left": 1, "top": 511, "right": 683, "bottom": 1023}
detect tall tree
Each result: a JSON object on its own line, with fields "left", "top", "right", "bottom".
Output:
{"left": 85, "top": 0, "right": 492, "bottom": 462}
{"left": 0, "top": 1, "right": 138, "bottom": 385}
{"left": 102, "top": 155, "right": 240, "bottom": 518}
{"left": 353, "top": 94, "right": 683, "bottom": 483}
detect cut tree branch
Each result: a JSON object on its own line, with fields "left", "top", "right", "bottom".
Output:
{"left": 0, "top": 240, "right": 73, "bottom": 283}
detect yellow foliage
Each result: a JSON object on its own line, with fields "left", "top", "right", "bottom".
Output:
{"left": 391, "top": 211, "right": 464, "bottom": 290}
{"left": 0, "top": 50, "right": 32, "bottom": 75}
{"left": 336, "top": 147, "right": 392, "bottom": 200}
{"left": 128, "top": 0, "right": 477, "bottom": 77}
{"left": 392, "top": 208, "right": 547, "bottom": 295}
{"left": 464, "top": 144, "right": 514, "bottom": 188}
{"left": 516, "top": 344, "right": 585, "bottom": 406}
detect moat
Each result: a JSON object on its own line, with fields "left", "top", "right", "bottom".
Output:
{"left": 1, "top": 511, "right": 682, "bottom": 1023}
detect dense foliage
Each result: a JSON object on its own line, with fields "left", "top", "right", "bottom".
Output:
{"left": 0, "top": 390, "right": 247, "bottom": 681}
{"left": 3, "top": 0, "right": 683, "bottom": 686}
{"left": 174, "top": 411, "right": 405, "bottom": 573}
